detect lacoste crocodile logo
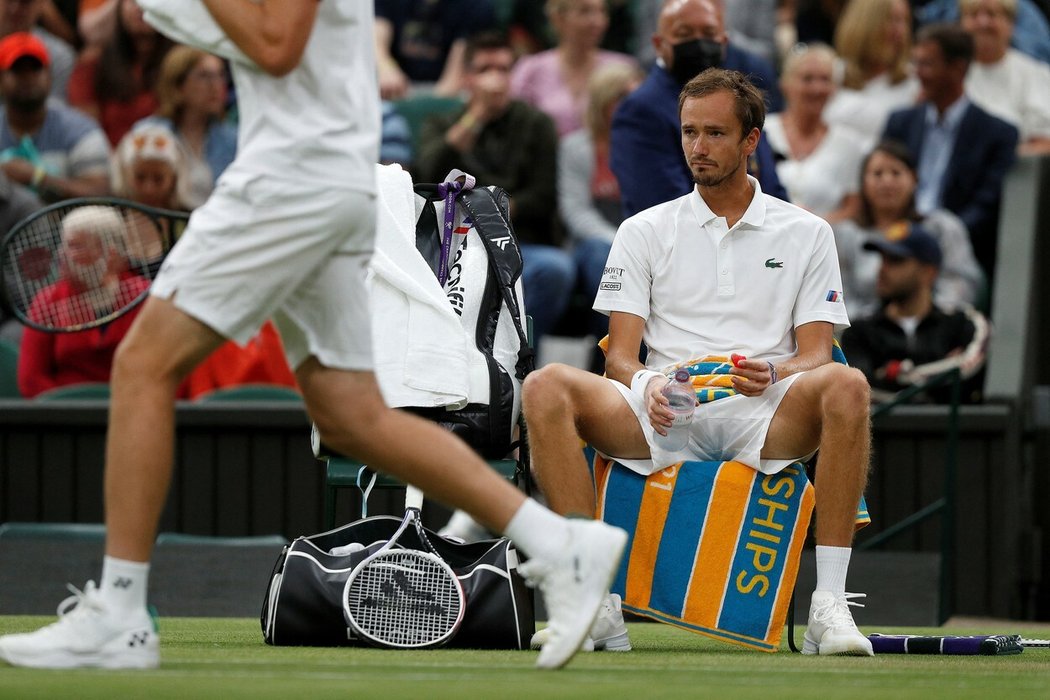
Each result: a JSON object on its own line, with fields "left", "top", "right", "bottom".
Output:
{"left": 765, "top": 258, "right": 784, "bottom": 269}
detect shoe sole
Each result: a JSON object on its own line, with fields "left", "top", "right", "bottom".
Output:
{"left": 593, "top": 632, "right": 632, "bottom": 651}
{"left": 802, "top": 635, "right": 874, "bottom": 656}
{"left": 0, "top": 646, "right": 159, "bottom": 669}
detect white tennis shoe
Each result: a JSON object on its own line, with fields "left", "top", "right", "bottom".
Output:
{"left": 530, "top": 592, "right": 632, "bottom": 652}
{"left": 802, "top": 590, "right": 874, "bottom": 656}
{"left": 519, "top": 519, "right": 627, "bottom": 670}
{"left": 0, "top": 581, "right": 159, "bottom": 669}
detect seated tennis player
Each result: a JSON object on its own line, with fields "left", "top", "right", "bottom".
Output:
{"left": 526, "top": 69, "right": 875, "bottom": 657}
{"left": 0, "top": 0, "right": 626, "bottom": 672}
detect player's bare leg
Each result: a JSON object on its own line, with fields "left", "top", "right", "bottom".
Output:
{"left": 298, "top": 359, "right": 628, "bottom": 669}
{"left": 0, "top": 297, "right": 226, "bottom": 669}
{"left": 762, "top": 362, "right": 874, "bottom": 656}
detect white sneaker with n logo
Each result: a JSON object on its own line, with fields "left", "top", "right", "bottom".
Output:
{"left": 0, "top": 581, "right": 159, "bottom": 669}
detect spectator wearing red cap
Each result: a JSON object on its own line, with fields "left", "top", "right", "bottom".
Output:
{"left": 0, "top": 32, "right": 112, "bottom": 202}
{"left": 0, "top": 0, "right": 75, "bottom": 103}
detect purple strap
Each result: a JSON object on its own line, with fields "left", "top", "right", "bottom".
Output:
{"left": 436, "top": 180, "right": 463, "bottom": 286}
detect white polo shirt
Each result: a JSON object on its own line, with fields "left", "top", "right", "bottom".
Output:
{"left": 594, "top": 176, "right": 849, "bottom": 370}
{"left": 225, "top": 0, "right": 379, "bottom": 193}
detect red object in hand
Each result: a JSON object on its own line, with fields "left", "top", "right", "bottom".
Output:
{"left": 731, "top": 353, "right": 747, "bottom": 368}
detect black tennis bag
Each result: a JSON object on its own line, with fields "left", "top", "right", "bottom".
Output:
{"left": 406, "top": 183, "right": 534, "bottom": 459}
{"left": 261, "top": 516, "right": 534, "bottom": 649}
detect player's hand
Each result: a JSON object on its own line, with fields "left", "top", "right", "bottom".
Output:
{"left": 644, "top": 375, "right": 673, "bottom": 436}
{"left": 729, "top": 355, "right": 775, "bottom": 397}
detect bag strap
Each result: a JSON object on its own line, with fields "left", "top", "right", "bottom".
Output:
{"left": 458, "top": 187, "right": 535, "bottom": 380}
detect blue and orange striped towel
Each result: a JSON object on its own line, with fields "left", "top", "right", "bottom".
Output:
{"left": 595, "top": 455, "right": 869, "bottom": 651}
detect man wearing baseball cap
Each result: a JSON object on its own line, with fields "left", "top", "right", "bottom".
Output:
{"left": 841, "top": 222, "right": 989, "bottom": 403}
{"left": 0, "top": 31, "right": 111, "bottom": 202}
{"left": 0, "top": 0, "right": 75, "bottom": 102}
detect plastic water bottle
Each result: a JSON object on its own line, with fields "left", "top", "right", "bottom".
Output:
{"left": 655, "top": 369, "right": 695, "bottom": 451}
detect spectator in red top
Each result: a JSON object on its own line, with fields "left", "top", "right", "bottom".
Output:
{"left": 68, "top": 0, "right": 171, "bottom": 146}
{"left": 18, "top": 206, "right": 148, "bottom": 397}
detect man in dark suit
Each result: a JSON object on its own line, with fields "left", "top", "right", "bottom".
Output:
{"left": 882, "top": 22, "right": 1018, "bottom": 283}
{"left": 611, "top": 0, "right": 788, "bottom": 219}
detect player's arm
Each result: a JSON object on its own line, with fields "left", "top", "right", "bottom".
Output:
{"left": 605, "top": 311, "right": 675, "bottom": 433}
{"left": 730, "top": 321, "right": 833, "bottom": 397}
{"left": 201, "top": 0, "right": 319, "bottom": 77}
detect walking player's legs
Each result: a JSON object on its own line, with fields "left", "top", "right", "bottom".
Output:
{"left": 0, "top": 189, "right": 627, "bottom": 672}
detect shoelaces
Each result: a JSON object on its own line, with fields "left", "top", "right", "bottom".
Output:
{"left": 812, "top": 592, "right": 866, "bottom": 628}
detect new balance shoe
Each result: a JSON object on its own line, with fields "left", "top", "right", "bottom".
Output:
{"left": 802, "top": 590, "right": 874, "bottom": 656}
{"left": 530, "top": 592, "right": 632, "bottom": 652}
{"left": 519, "top": 519, "right": 627, "bottom": 670}
{"left": 0, "top": 581, "right": 159, "bottom": 669}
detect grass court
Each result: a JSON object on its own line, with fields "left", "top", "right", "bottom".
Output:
{"left": 2, "top": 617, "right": 1049, "bottom": 699}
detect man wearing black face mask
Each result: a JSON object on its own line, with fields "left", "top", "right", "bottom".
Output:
{"left": 611, "top": 0, "right": 787, "bottom": 218}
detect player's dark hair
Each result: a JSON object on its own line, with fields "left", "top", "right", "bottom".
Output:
{"left": 677, "top": 69, "right": 766, "bottom": 137}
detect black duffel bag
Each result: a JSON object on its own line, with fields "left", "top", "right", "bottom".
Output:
{"left": 261, "top": 515, "right": 533, "bottom": 649}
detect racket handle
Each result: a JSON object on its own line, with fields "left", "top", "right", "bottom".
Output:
{"left": 404, "top": 485, "right": 424, "bottom": 512}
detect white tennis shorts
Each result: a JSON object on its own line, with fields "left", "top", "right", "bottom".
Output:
{"left": 607, "top": 371, "right": 808, "bottom": 476}
{"left": 151, "top": 170, "right": 376, "bottom": 371}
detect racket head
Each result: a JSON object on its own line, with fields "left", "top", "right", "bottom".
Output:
{"left": 343, "top": 546, "right": 465, "bottom": 649}
{"left": 0, "top": 197, "right": 188, "bottom": 333}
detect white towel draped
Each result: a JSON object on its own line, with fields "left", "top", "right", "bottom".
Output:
{"left": 369, "top": 164, "right": 484, "bottom": 409}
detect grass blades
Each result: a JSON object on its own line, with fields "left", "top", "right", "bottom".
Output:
{"left": 1, "top": 617, "right": 1049, "bottom": 699}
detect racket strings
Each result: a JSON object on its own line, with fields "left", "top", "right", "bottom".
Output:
{"left": 3, "top": 204, "right": 161, "bottom": 330}
{"left": 346, "top": 550, "right": 463, "bottom": 647}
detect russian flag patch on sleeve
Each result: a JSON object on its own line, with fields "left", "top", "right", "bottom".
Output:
{"left": 825, "top": 290, "right": 842, "bottom": 302}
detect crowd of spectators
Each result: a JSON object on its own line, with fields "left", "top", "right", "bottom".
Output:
{"left": 0, "top": 0, "right": 1047, "bottom": 404}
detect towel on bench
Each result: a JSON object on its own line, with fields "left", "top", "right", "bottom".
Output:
{"left": 595, "top": 455, "right": 869, "bottom": 651}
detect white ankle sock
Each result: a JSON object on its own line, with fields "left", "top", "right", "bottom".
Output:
{"left": 100, "top": 556, "right": 150, "bottom": 613}
{"left": 814, "top": 545, "right": 851, "bottom": 595}
{"left": 503, "top": 498, "right": 570, "bottom": 560}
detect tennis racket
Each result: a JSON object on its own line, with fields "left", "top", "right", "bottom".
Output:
{"left": 342, "top": 485, "right": 466, "bottom": 649}
{"left": 0, "top": 197, "right": 189, "bottom": 333}
{"left": 868, "top": 633, "right": 1050, "bottom": 655}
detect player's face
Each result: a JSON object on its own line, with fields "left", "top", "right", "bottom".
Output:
{"left": 863, "top": 150, "right": 916, "bottom": 217}
{"left": 131, "top": 159, "right": 177, "bottom": 209}
{"left": 680, "top": 91, "right": 756, "bottom": 189}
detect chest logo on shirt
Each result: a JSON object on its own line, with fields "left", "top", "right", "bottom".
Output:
{"left": 765, "top": 258, "right": 784, "bottom": 269}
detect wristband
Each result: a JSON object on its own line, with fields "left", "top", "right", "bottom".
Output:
{"left": 631, "top": 369, "right": 663, "bottom": 397}
{"left": 767, "top": 361, "right": 778, "bottom": 385}
{"left": 458, "top": 112, "right": 480, "bottom": 132}
{"left": 30, "top": 165, "right": 45, "bottom": 190}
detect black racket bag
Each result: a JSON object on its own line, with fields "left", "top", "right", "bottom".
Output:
{"left": 261, "top": 516, "right": 533, "bottom": 649}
